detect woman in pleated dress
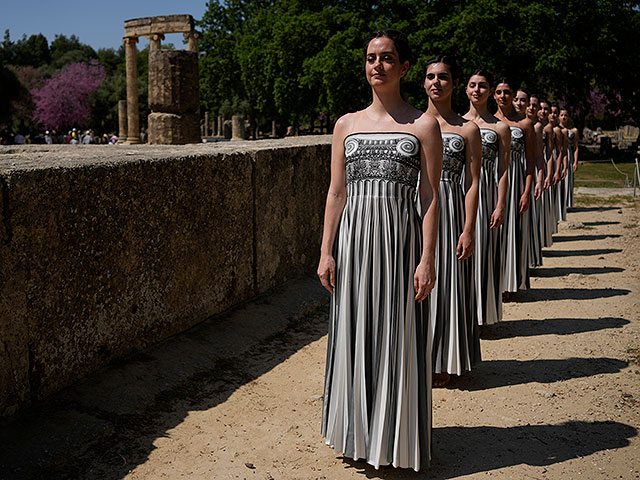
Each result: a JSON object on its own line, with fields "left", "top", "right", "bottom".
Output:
{"left": 494, "top": 79, "right": 536, "bottom": 296}
{"left": 424, "top": 55, "right": 481, "bottom": 386}
{"left": 549, "top": 105, "right": 568, "bottom": 222}
{"left": 463, "top": 69, "right": 510, "bottom": 329}
{"left": 318, "top": 29, "right": 442, "bottom": 472}
{"left": 538, "top": 98, "right": 558, "bottom": 248}
{"left": 518, "top": 91, "right": 545, "bottom": 268}
{"left": 559, "top": 108, "right": 579, "bottom": 209}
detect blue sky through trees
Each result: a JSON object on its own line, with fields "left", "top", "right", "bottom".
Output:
{"left": 1, "top": 0, "right": 208, "bottom": 51}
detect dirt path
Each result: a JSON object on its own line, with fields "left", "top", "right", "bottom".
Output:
{"left": 4, "top": 196, "right": 640, "bottom": 479}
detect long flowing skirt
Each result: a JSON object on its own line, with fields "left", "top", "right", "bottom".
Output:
{"left": 565, "top": 149, "right": 575, "bottom": 208}
{"left": 541, "top": 184, "right": 554, "bottom": 248}
{"left": 474, "top": 164, "right": 502, "bottom": 325}
{"left": 502, "top": 150, "right": 530, "bottom": 291}
{"left": 322, "top": 179, "right": 431, "bottom": 472}
{"left": 529, "top": 171, "right": 543, "bottom": 268}
{"left": 431, "top": 174, "right": 480, "bottom": 374}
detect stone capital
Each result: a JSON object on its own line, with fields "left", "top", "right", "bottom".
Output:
{"left": 123, "top": 36, "right": 139, "bottom": 46}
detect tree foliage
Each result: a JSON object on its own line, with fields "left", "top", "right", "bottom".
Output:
{"left": 31, "top": 61, "right": 106, "bottom": 130}
{"left": 198, "top": 0, "right": 640, "bottom": 131}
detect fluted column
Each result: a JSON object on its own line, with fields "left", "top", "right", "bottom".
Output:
{"left": 124, "top": 36, "right": 140, "bottom": 144}
{"left": 118, "top": 100, "right": 128, "bottom": 141}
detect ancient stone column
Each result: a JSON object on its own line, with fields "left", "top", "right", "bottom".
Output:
{"left": 231, "top": 115, "right": 245, "bottom": 141}
{"left": 217, "top": 115, "right": 223, "bottom": 137}
{"left": 118, "top": 100, "right": 128, "bottom": 141}
{"left": 147, "top": 50, "right": 200, "bottom": 144}
{"left": 271, "top": 120, "right": 277, "bottom": 138}
{"left": 124, "top": 36, "right": 140, "bottom": 144}
{"left": 184, "top": 31, "right": 201, "bottom": 53}
{"left": 148, "top": 33, "right": 165, "bottom": 52}
{"left": 204, "top": 111, "right": 209, "bottom": 137}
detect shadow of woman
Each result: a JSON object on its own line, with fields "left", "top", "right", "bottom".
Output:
{"left": 481, "top": 317, "right": 630, "bottom": 340}
{"left": 510, "top": 287, "right": 630, "bottom": 302}
{"left": 338, "top": 421, "right": 637, "bottom": 479}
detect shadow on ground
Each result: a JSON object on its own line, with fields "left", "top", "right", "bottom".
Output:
{"left": 570, "top": 206, "right": 622, "bottom": 212}
{"left": 0, "top": 277, "right": 330, "bottom": 480}
{"left": 508, "top": 287, "right": 630, "bottom": 302}
{"left": 542, "top": 248, "right": 623, "bottom": 257}
{"left": 582, "top": 221, "right": 620, "bottom": 226}
{"left": 341, "top": 421, "right": 637, "bottom": 479}
{"left": 530, "top": 266, "right": 624, "bottom": 277}
{"left": 482, "top": 317, "right": 629, "bottom": 340}
{"left": 551, "top": 234, "right": 622, "bottom": 242}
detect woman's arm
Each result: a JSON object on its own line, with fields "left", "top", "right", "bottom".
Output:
{"left": 572, "top": 128, "right": 579, "bottom": 172}
{"left": 520, "top": 118, "right": 535, "bottom": 213}
{"left": 491, "top": 122, "right": 511, "bottom": 229}
{"left": 544, "top": 123, "right": 554, "bottom": 190}
{"left": 458, "top": 122, "right": 481, "bottom": 260}
{"left": 553, "top": 126, "right": 564, "bottom": 184}
{"left": 317, "top": 115, "right": 350, "bottom": 294}
{"left": 534, "top": 123, "right": 545, "bottom": 200}
{"left": 413, "top": 113, "right": 442, "bottom": 302}
{"left": 561, "top": 130, "right": 569, "bottom": 179}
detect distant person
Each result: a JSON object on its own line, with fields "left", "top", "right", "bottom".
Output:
{"left": 285, "top": 125, "right": 295, "bottom": 136}
{"left": 82, "top": 130, "right": 93, "bottom": 144}
{"left": 109, "top": 133, "right": 118, "bottom": 144}
{"left": 45, "top": 131, "right": 53, "bottom": 144}
{"left": 14, "top": 133, "right": 25, "bottom": 144}
{"left": 70, "top": 131, "right": 79, "bottom": 145}
{"left": 140, "top": 127, "right": 147, "bottom": 143}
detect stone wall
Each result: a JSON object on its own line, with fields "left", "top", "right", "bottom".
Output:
{"left": 0, "top": 136, "right": 331, "bottom": 416}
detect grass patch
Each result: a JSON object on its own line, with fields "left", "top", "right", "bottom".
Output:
{"left": 574, "top": 194, "right": 638, "bottom": 207}
{"left": 624, "top": 223, "right": 638, "bottom": 229}
{"left": 574, "top": 161, "right": 638, "bottom": 188}
{"left": 626, "top": 347, "right": 640, "bottom": 365}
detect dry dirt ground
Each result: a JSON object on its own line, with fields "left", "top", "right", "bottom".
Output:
{"left": 3, "top": 195, "right": 640, "bottom": 480}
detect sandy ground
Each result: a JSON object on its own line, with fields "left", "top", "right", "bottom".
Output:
{"left": 3, "top": 195, "right": 640, "bottom": 480}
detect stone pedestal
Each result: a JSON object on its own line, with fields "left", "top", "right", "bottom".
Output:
{"left": 148, "top": 113, "right": 200, "bottom": 144}
{"left": 231, "top": 115, "right": 245, "bottom": 141}
{"left": 148, "top": 50, "right": 200, "bottom": 144}
{"left": 118, "top": 100, "right": 128, "bottom": 141}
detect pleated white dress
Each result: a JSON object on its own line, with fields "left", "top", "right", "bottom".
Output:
{"left": 474, "top": 129, "right": 502, "bottom": 325}
{"left": 529, "top": 165, "right": 543, "bottom": 268}
{"left": 430, "top": 132, "right": 480, "bottom": 375}
{"left": 565, "top": 130, "right": 575, "bottom": 208}
{"left": 556, "top": 143, "right": 567, "bottom": 221}
{"left": 502, "top": 126, "right": 530, "bottom": 292}
{"left": 541, "top": 130, "right": 555, "bottom": 248}
{"left": 322, "top": 132, "right": 431, "bottom": 472}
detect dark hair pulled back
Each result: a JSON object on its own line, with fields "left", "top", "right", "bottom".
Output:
{"left": 470, "top": 68, "right": 494, "bottom": 88}
{"left": 425, "top": 54, "right": 462, "bottom": 83}
{"left": 495, "top": 77, "right": 518, "bottom": 93}
{"left": 363, "top": 29, "right": 413, "bottom": 66}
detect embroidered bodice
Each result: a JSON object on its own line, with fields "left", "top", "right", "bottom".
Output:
{"left": 344, "top": 133, "right": 420, "bottom": 189}
{"left": 510, "top": 126, "right": 525, "bottom": 157}
{"left": 441, "top": 132, "right": 465, "bottom": 179}
{"left": 480, "top": 128, "right": 498, "bottom": 169}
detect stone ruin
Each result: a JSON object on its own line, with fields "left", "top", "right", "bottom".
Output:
{"left": 121, "top": 15, "right": 201, "bottom": 144}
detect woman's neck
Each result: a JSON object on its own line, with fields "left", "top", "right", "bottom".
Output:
{"left": 497, "top": 104, "right": 517, "bottom": 121}
{"left": 465, "top": 100, "right": 490, "bottom": 120}
{"left": 426, "top": 97, "right": 456, "bottom": 122}
{"left": 369, "top": 88, "right": 407, "bottom": 119}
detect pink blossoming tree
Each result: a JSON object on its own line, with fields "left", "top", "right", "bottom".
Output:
{"left": 31, "top": 61, "right": 105, "bottom": 130}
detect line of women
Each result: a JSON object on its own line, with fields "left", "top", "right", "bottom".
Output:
{"left": 317, "top": 29, "right": 579, "bottom": 472}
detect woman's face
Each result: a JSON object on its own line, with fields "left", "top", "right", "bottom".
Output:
{"left": 527, "top": 97, "right": 540, "bottom": 120}
{"left": 549, "top": 106, "right": 559, "bottom": 124}
{"left": 539, "top": 102, "right": 550, "bottom": 122}
{"left": 424, "top": 62, "right": 457, "bottom": 101}
{"left": 494, "top": 83, "right": 514, "bottom": 109}
{"left": 365, "top": 36, "right": 408, "bottom": 88}
{"left": 513, "top": 90, "right": 529, "bottom": 115}
{"left": 559, "top": 110, "right": 569, "bottom": 124}
{"left": 466, "top": 75, "right": 493, "bottom": 105}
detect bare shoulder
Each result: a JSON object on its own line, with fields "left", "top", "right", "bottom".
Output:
{"left": 520, "top": 116, "right": 534, "bottom": 130}
{"left": 412, "top": 111, "right": 441, "bottom": 139}
{"left": 333, "top": 112, "right": 358, "bottom": 141}
{"left": 495, "top": 120, "right": 511, "bottom": 137}
{"left": 533, "top": 122, "right": 543, "bottom": 134}
{"left": 461, "top": 117, "right": 481, "bottom": 140}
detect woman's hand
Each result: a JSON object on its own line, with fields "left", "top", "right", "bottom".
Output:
{"left": 544, "top": 175, "right": 551, "bottom": 191}
{"left": 490, "top": 205, "right": 504, "bottom": 229}
{"left": 414, "top": 259, "right": 436, "bottom": 302}
{"left": 317, "top": 254, "right": 336, "bottom": 294}
{"left": 534, "top": 180, "right": 543, "bottom": 200}
{"left": 553, "top": 171, "right": 561, "bottom": 185}
{"left": 456, "top": 231, "right": 474, "bottom": 261}
{"left": 518, "top": 192, "right": 530, "bottom": 214}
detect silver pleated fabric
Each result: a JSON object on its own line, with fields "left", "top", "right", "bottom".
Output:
{"left": 565, "top": 131, "right": 575, "bottom": 208}
{"left": 430, "top": 133, "right": 480, "bottom": 375}
{"left": 556, "top": 147, "right": 567, "bottom": 221}
{"left": 322, "top": 133, "right": 431, "bottom": 472}
{"left": 550, "top": 150, "right": 560, "bottom": 233}
{"left": 541, "top": 131, "right": 554, "bottom": 248}
{"left": 502, "top": 126, "right": 529, "bottom": 292}
{"left": 529, "top": 166, "right": 543, "bottom": 268}
{"left": 474, "top": 129, "right": 502, "bottom": 325}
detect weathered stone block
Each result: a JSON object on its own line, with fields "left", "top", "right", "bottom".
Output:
{"left": 148, "top": 112, "right": 200, "bottom": 144}
{"left": 254, "top": 143, "right": 331, "bottom": 292}
{"left": 148, "top": 50, "right": 199, "bottom": 114}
